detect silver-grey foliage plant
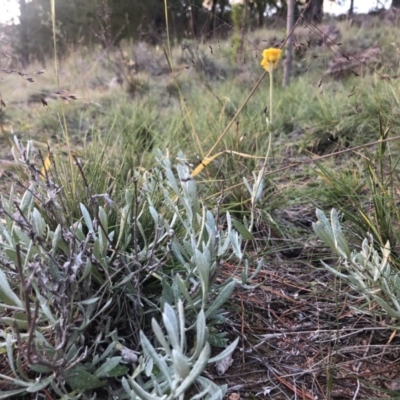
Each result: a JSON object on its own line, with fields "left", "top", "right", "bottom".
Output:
{"left": 313, "top": 208, "right": 400, "bottom": 322}
{"left": 0, "top": 139, "right": 241, "bottom": 399}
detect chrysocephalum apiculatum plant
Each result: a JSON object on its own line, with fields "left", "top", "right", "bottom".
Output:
{"left": 0, "top": 138, "right": 246, "bottom": 399}
{"left": 191, "top": 46, "right": 282, "bottom": 180}
{"left": 260, "top": 47, "right": 282, "bottom": 127}
{"left": 313, "top": 208, "right": 400, "bottom": 322}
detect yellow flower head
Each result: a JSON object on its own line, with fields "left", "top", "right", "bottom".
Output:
{"left": 260, "top": 48, "right": 282, "bottom": 72}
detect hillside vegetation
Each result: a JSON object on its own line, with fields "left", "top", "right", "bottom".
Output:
{"left": 1, "top": 7, "right": 400, "bottom": 399}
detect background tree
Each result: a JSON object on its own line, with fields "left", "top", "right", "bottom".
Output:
{"left": 392, "top": 0, "right": 400, "bottom": 8}
{"left": 349, "top": 0, "right": 354, "bottom": 15}
{"left": 303, "top": 0, "right": 324, "bottom": 22}
{"left": 18, "top": 0, "right": 29, "bottom": 65}
{"left": 283, "top": 0, "right": 295, "bottom": 87}
{"left": 8, "top": 0, "right": 328, "bottom": 64}
{"left": 253, "top": 0, "right": 269, "bottom": 26}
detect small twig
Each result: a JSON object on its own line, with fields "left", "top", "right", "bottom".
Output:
{"left": 16, "top": 244, "right": 31, "bottom": 327}
{"left": 26, "top": 300, "right": 40, "bottom": 365}
{"left": 352, "top": 380, "right": 361, "bottom": 400}
{"left": 273, "top": 373, "right": 316, "bottom": 400}
{"left": 73, "top": 155, "right": 91, "bottom": 198}
{"left": 241, "top": 297, "right": 245, "bottom": 366}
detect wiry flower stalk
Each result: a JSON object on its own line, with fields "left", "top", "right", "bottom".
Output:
{"left": 260, "top": 47, "right": 282, "bottom": 126}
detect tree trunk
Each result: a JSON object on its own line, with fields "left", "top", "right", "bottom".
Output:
{"left": 188, "top": 0, "right": 197, "bottom": 38}
{"left": 303, "top": 0, "right": 323, "bottom": 23}
{"left": 349, "top": 0, "right": 354, "bottom": 15}
{"left": 19, "top": 0, "right": 30, "bottom": 66}
{"left": 219, "top": 0, "right": 227, "bottom": 21}
{"left": 392, "top": 0, "right": 400, "bottom": 8}
{"left": 242, "top": 0, "right": 249, "bottom": 34}
{"left": 238, "top": 0, "right": 249, "bottom": 61}
{"left": 210, "top": 0, "right": 217, "bottom": 37}
{"left": 254, "top": 0, "right": 267, "bottom": 27}
{"left": 283, "top": 0, "right": 295, "bottom": 87}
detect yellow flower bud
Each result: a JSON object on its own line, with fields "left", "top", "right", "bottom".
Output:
{"left": 260, "top": 48, "right": 282, "bottom": 72}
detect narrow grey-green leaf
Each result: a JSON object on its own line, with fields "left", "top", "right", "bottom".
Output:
{"left": 0, "top": 218, "right": 13, "bottom": 245}
{"left": 205, "top": 281, "right": 235, "bottom": 318}
{"left": 242, "top": 177, "right": 252, "bottom": 196}
{"left": 175, "top": 342, "right": 211, "bottom": 397}
{"left": 375, "top": 297, "right": 400, "bottom": 319}
{"left": 80, "top": 203, "right": 94, "bottom": 233}
{"left": 175, "top": 274, "right": 194, "bottom": 307}
{"left": 208, "top": 337, "right": 239, "bottom": 363}
{"left": 191, "top": 310, "right": 207, "bottom": 361}
{"left": 229, "top": 230, "right": 242, "bottom": 259}
{"left": 6, "top": 333, "right": 16, "bottom": 376}
{"left": 29, "top": 365, "right": 53, "bottom": 373}
{"left": 105, "top": 364, "right": 129, "bottom": 377}
{"left": 162, "top": 303, "right": 180, "bottom": 351}
{"left": 94, "top": 357, "right": 122, "bottom": 378}
{"left": 330, "top": 208, "right": 350, "bottom": 259}
{"left": 140, "top": 331, "right": 172, "bottom": 388}
{"left": 1, "top": 317, "right": 28, "bottom": 329}
{"left": 78, "top": 259, "right": 93, "bottom": 283}
{"left": 65, "top": 367, "right": 105, "bottom": 390}
{"left": 172, "top": 349, "right": 190, "bottom": 379}
{"left": 98, "top": 206, "right": 108, "bottom": 233}
{"left": 32, "top": 208, "right": 45, "bottom": 238}
{"left": 0, "top": 389, "right": 27, "bottom": 399}
{"left": 152, "top": 318, "right": 172, "bottom": 357}
{"left": 20, "top": 187, "right": 33, "bottom": 212}
{"left": 232, "top": 218, "right": 253, "bottom": 240}
{"left": 0, "top": 270, "right": 23, "bottom": 307}
{"left": 128, "top": 376, "right": 160, "bottom": 400}
{"left": 79, "top": 297, "right": 100, "bottom": 306}
{"left": 197, "top": 376, "right": 227, "bottom": 398}
{"left": 26, "top": 375, "right": 53, "bottom": 392}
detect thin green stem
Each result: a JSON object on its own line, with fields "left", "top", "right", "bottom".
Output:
{"left": 247, "top": 65, "right": 274, "bottom": 237}
{"left": 50, "top": 0, "right": 75, "bottom": 196}
{"left": 269, "top": 64, "right": 273, "bottom": 126}
{"left": 262, "top": 67, "right": 274, "bottom": 172}
{"left": 164, "top": 0, "right": 172, "bottom": 67}
{"left": 164, "top": 0, "right": 203, "bottom": 157}
{"left": 193, "top": 0, "right": 310, "bottom": 173}
{"left": 204, "top": 70, "right": 268, "bottom": 161}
